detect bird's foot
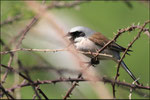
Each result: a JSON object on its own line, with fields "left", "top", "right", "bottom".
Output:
{"left": 91, "top": 57, "right": 100, "bottom": 66}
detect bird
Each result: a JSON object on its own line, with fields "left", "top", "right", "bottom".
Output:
{"left": 66, "top": 26, "right": 140, "bottom": 85}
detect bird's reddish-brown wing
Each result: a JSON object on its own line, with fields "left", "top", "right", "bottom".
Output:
{"left": 89, "top": 32, "right": 131, "bottom": 52}
{"left": 88, "top": 32, "right": 109, "bottom": 46}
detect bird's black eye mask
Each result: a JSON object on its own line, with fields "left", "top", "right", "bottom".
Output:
{"left": 70, "top": 31, "right": 85, "bottom": 38}
{"left": 69, "top": 31, "right": 85, "bottom": 42}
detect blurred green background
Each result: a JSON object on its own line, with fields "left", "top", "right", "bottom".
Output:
{"left": 1, "top": 1, "right": 149, "bottom": 99}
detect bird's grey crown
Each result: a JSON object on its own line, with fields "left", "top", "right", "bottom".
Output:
{"left": 69, "top": 26, "right": 96, "bottom": 36}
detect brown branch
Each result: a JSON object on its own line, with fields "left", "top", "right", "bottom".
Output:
{"left": 63, "top": 73, "right": 83, "bottom": 100}
{"left": 2, "top": 1, "right": 89, "bottom": 53}
{"left": 47, "top": 1, "right": 90, "bottom": 9}
{"left": 1, "top": 39, "right": 14, "bottom": 84}
{"left": 2, "top": 60, "right": 149, "bottom": 98}
{"left": 0, "top": 48, "right": 67, "bottom": 55}
{"left": 1, "top": 50, "right": 14, "bottom": 83}
{"left": 2, "top": 61, "right": 47, "bottom": 99}
{"left": 63, "top": 63, "right": 93, "bottom": 100}
{"left": 0, "top": 84, "right": 15, "bottom": 99}
{"left": 85, "top": 20, "right": 150, "bottom": 98}
{"left": 5, "top": 77, "right": 150, "bottom": 93}
{"left": 1, "top": 64, "right": 37, "bottom": 85}
{"left": 36, "top": 86, "right": 49, "bottom": 100}
{"left": 1, "top": 16, "right": 39, "bottom": 84}
{"left": 17, "top": 60, "right": 41, "bottom": 99}
{"left": 93, "top": 22, "right": 149, "bottom": 60}
{"left": 1, "top": 1, "right": 149, "bottom": 99}
{"left": 0, "top": 48, "right": 113, "bottom": 61}
{"left": 15, "top": 16, "right": 39, "bottom": 49}
{"left": 0, "top": 14, "right": 22, "bottom": 26}
{"left": 3, "top": 65, "right": 80, "bottom": 75}
{"left": 1, "top": 15, "right": 39, "bottom": 84}
{"left": 4, "top": 17, "right": 38, "bottom": 51}
{"left": 112, "top": 20, "right": 150, "bottom": 98}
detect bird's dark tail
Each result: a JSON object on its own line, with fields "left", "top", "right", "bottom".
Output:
{"left": 120, "top": 60, "right": 140, "bottom": 85}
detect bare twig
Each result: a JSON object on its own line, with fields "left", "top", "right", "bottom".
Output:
{"left": 0, "top": 48, "right": 113, "bottom": 60}
{"left": 1, "top": 16, "right": 39, "bottom": 84}
{"left": 93, "top": 22, "right": 150, "bottom": 60}
{"left": 17, "top": 60, "right": 41, "bottom": 99}
{"left": 63, "top": 73, "right": 83, "bottom": 100}
{"left": 112, "top": 20, "right": 150, "bottom": 98}
{"left": 0, "top": 84, "right": 15, "bottom": 99}
{"left": 15, "top": 16, "right": 39, "bottom": 49}
{"left": 129, "top": 78, "right": 140, "bottom": 99}
{"left": 5, "top": 77, "right": 150, "bottom": 93}
{"left": 0, "top": 14, "right": 22, "bottom": 26}
{"left": 1, "top": 50, "right": 14, "bottom": 83}
{"left": 36, "top": 86, "right": 49, "bottom": 100}
{"left": 47, "top": 1, "right": 89, "bottom": 9}
{"left": 1, "top": 64, "right": 36, "bottom": 85}
{"left": 0, "top": 48, "right": 67, "bottom": 55}
{"left": 1, "top": 0, "right": 149, "bottom": 99}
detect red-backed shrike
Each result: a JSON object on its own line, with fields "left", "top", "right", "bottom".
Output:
{"left": 67, "top": 26, "right": 140, "bottom": 85}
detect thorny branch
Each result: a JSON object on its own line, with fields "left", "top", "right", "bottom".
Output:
{"left": 47, "top": 1, "right": 90, "bottom": 9}
{"left": 1, "top": 0, "right": 40, "bottom": 90}
{"left": 0, "top": 14, "right": 22, "bottom": 26}
{"left": 1, "top": 21, "right": 149, "bottom": 99}
{"left": 63, "top": 72, "right": 83, "bottom": 99}
{"left": 129, "top": 79, "right": 139, "bottom": 99}
{"left": 112, "top": 20, "right": 150, "bottom": 98}
{"left": 0, "top": 84, "right": 15, "bottom": 99}
{"left": 92, "top": 22, "right": 150, "bottom": 60}
{"left": 17, "top": 60, "right": 41, "bottom": 99}
{"left": 0, "top": 48, "right": 113, "bottom": 59}
{"left": 1, "top": 15, "right": 39, "bottom": 85}
{"left": 5, "top": 76, "right": 150, "bottom": 93}
{"left": 1, "top": 0, "right": 149, "bottom": 99}
{"left": 1, "top": 1, "right": 92, "bottom": 99}
{"left": 36, "top": 86, "right": 49, "bottom": 100}
{"left": 85, "top": 20, "right": 150, "bottom": 98}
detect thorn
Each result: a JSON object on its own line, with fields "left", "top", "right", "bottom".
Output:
{"left": 12, "top": 89, "right": 15, "bottom": 93}
{"left": 132, "top": 23, "right": 135, "bottom": 26}
{"left": 128, "top": 27, "right": 133, "bottom": 32}
{"left": 123, "top": 79, "right": 126, "bottom": 82}
{"left": 118, "top": 29, "right": 121, "bottom": 31}
{"left": 71, "top": 80, "right": 74, "bottom": 84}
{"left": 37, "top": 79, "right": 40, "bottom": 83}
{"left": 81, "top": 77, "right": 84, "bottom": 79}
{"left": 141, "top": 83, "right": 143, "bottom": 86}
{"left": 76, "top": 83, "right": 79, "bottom": 86}
{"left": 146, "top": 83, "right": 149, "bottom": 86}
{"left": 113, "top": 32, "right": 116, "bottom": 35}
{"left": 53, "top": 82, "right": 56, "bottom": 85}
{"left": 137, "top": 22, "right": 140, "bottom": 26}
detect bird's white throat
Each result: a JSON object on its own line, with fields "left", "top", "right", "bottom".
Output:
{"left": 74, "top": 37, "right": 99, "bottom": 52}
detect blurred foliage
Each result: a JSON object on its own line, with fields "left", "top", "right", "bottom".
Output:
{"left": 1, "top": 1, "right": 149, "bottom": 99}
{"left": 1, "top": 1, "right": 34, "bottom": 21}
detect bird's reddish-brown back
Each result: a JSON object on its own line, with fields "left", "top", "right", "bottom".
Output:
{"left": 89, "top": 32, "right": 109, "bottom": 46}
